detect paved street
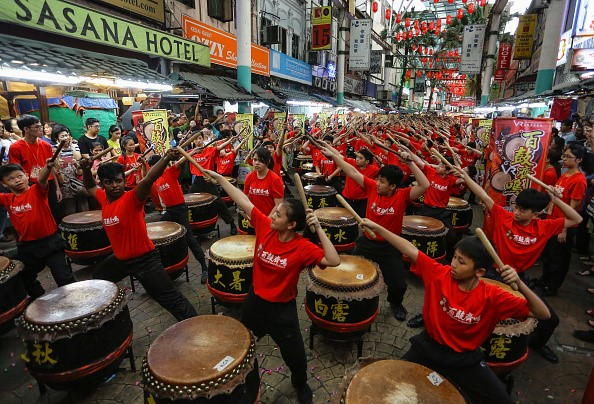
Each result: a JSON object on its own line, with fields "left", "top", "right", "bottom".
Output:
{"left": 1, "top": 203, "right": 593, "bottom": 403}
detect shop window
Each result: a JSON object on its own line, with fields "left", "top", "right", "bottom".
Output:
{"left": 280, "top": 27, "right": 288, "bottom": 54}
{"left": 292, "top": 34, "right": 300, "bottom": 59}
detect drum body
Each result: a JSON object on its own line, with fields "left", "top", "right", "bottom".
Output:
{"left": 401, "top": 216, "right": 447, "bottom": 262}
{"left": 294, "top": 154, "right": 312, "bottom": 173}
{"left": 143, "top": 315, "right": 260, "bottom": 403}
{"left": 147, "top": 222, "right": 189, "bottom": 279}
{"left": 304, "top": 185, "right": 338, "bottom": 209}
{"left": 58, "top": 211, "right": 112, "bottom": 264}
{"left": 185, "top": 193, "right": 219, "bottom": 234}
{"left": 207, "top": 236, "right": 256, "bottom": 304}
{"left": 219, "top": 177, "right": 237, "bottom": 206}
{"left": 16, "top": 280, "right": 132, "bottom": 390}
{"left": 314, "top": 207, "right": 358, "bottom": 252}
{"left": 447, "top": 197, "right": 473, "bottom": 233}
{"left": 0, "top": 257, "right": 27, "bottom": 334}
{"left": 237, "top": 208, "right": 255, "bottom": 236}
{"left": 305, "top": 255, "right": 384, "bottom": 334}
{"left": 302, "top": 172, "right": 320, "bottom": 187}
{"left": 301, "top": 163, "right": 314, "bottom": 173}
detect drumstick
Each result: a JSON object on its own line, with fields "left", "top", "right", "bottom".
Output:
{"left": 431, "top": 149, "right": 459, "bottom": 172}
{"left": 527, "top": 174, "right": 556, "bottom": 194}
{"left": 49, "top": 140, "right": 67, "bottom": 163}
{"left": 336, "top": 194, "right": 377, "bottom": 240}
{"left": 475, "top": 228, "right": 519, "bottom": 291}
{"left": 175, "top": 146, "right": 218, "bottom": 184}
{"left": 293, "top": 173, "right": 316, "bottom": 233}
{"left": 90, "top": 147, "right": 114, "bottom": 162}
{"left": 124, "top": 165, "right": 141, "bottom": 177}
{"left": 177, "top": 131, "right": 201, "bottom": 149}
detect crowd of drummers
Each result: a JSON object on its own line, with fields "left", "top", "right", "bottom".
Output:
{"left": 2, "top": 110, "right": 594, "bottom": 404}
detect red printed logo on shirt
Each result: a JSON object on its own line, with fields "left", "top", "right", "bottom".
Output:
{"left": 250, "top": 188, "right": 270, "bottom": 196}
{"left": 11, "top": 203, "right": 32, "bottom": 213}
{"left": 157, "top": 183, "right": 170, "bottom": 193}
{"left": 103, "top": 216, "right": 120, "bottom": 226}
{"left": 256, "top": 244, "right": 287, "bottom": 269}
{"left": 370, "top": 202, "right": 394, "bottom": 216}
{"left": 440, "top": 296, "right": 481, "bottom": 324}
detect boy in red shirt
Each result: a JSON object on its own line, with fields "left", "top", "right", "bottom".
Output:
{"left": 341, "top": 147, "right": 379, "bottom": 218}
{"left": 314, "top": 136, "right": 342, "bottom": 192}
{"left": 0, "top": 161, "right": 75, "bottom": 298}
{"left": 81, "top": 149, "right": 197, "bottom": 321}
{"left": 360, "top": 218, "right": 551, "bottom": 404}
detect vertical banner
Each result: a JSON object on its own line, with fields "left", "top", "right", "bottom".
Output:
{"left": 132, "top": 109, "right": 170, "bottom": 156}
{"left": 495, "top": 42, "right": 512, "bottom": 81}
{"left": 234, "top": 113, "right": 253, "bottom": 148}
{"left": 292, "top": 114, "right": 305, "bottom": 131}
{"left": 460, "top": 25, "right": 486, "bottom": 74}
{"left": 311, "top": 6, "right": 332, "bottom": 51}
{"left": 349, "top": 19, "right": 372, "bottom": 70}
{"left": 483, "top": 118, "right": 552, "bottom": 236}
{"left": 513, "top": 14, "right": 537, "bottom": 60}
{"left": 273, "top": 112, "right": 287, "bottom": 134}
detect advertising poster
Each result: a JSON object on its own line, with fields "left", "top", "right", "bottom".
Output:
{"left": 273, "top": 112, "right": 287, "bottom": 134}
{"left": 460, "top": 25, "right": 486, "bottom": 74}
{"left": 513, "top": 14, "right": 537, "bottom": 59}
{"left": 349, "top": 19, "right": 372, "bottom": 70}
{"left": 132, "top": 109, "right": 170, "bottom": 156}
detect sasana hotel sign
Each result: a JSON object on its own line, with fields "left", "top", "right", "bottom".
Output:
{"left": 93, "top": 0, "right": 165, "bottom": 24}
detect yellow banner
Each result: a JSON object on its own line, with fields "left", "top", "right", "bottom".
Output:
{"left": 513, "top": 14, "right": 537, "bottom": 60}
{"left": 142, "top": 109, "right": 170, "bottom": 156}
{"left": 235, "top": 114, "right": 253, "bottom": 149}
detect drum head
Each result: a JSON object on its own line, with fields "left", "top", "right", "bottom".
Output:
{"left": 147, "top": 221, "right": 185, "bottom": 242}
{"left": 0, "top": 256, "right": 10, "bottom": 272}
{"left": 146, "top": 315, "right": 251, "bottom": 386}
{"left": 481, "top": 278, "right": 525, "bottom": 299}
{"left": 403, "top": 215, "right": 446, "bottom": 233}
{"left": 61, "top": 210, "right": 103, "bottom": 225}
{"left": 296, "top": 154, "right": 312, "bottom": 161}
{"left": 315, "top": 207, "right": 354, "bottom": 223}
{"left": 311, "top": 255, "right": 377, "bottom": 288}
{"left": 184, "top": 193, "right": 216, "bottom": 205}
{"left": 345, "top": 360, "right": 464, "bottom": 404}
{"left": 210, "top": 235, "right": 256, "bottom": 263}
{"left": 304, "top": 185, "right": 337, "bottom": 195}
{"left": 303, "top": 172, "right": 320, "bottom": 180}
{"left": 447, "top": 197, "right": 469, "bottom": 209}
{"left": 24, "top": 280, "right": 118, "bottom": 325}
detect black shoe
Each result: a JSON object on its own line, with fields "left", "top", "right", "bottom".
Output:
{"left": 229, "top": 223, "right": 238, "bottom": 235}
{"left": 292, "top": 382, "right": 313, "bottom": 404}
{"left": 532, "top": 345, "right": 559, "bottom": 364}
{"left": 573, "top": 330, "right": 594, "bottom": 343}
{"left": 200, "top": 271, "right": 208, "bottom": 285}
{"left": 391, "top": 304, "right": 407, "bottom": 321}
{"left": 407, "top": 313, "right": 424, "bottom": 328}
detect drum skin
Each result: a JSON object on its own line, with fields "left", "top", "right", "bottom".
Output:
{"left": 147, "top": 222, "right": 189, "bottom": 279}
{"left": 0, "top": 257, "right": 27, "bottom": 334}
{"left": 302, "top": 172, "right": 320, "bottom": 186}
{"left": 401, "top": 216, "right": 447, "bottom": 261}
{"left": 447, "top": 197, "right": 473, "bottom": 232}
{"left": 185, "top": 193, "right": 219, "bottom": 234}
{"left": 312, "top": 207, "right": 358, "bottom": 252}
{"left": 294, "top": 154, "right": 313, "bottom": 173}
{"left": 304, "top": 185, "right": 338, "bottom": 209}
{"left": 59, "top": 210, "right": 112, "bottom": 263}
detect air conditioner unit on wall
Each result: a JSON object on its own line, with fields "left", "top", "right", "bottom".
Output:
{"left": 314, "top": 77, "right": 322, "bottom": 87}
{"left": 207, "top": 0, "right": 234, "bottom": 23}
{"left": 322, "top": 79, "right": 329, "bottom": 90}
{"left": 262, "top": 26, "right": 281, "bottom": 45}
{"left": 329, "top": 81, "right": 336, "bottom": 92}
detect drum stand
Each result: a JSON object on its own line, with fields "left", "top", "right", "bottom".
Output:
{"left": 308, "top": 323, "right": 368, "bottom": 358}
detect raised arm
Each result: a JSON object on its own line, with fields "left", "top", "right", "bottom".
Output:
{"left": 306, "top": 209, "right": 340, "bottom": 267}
{"left": 135, "top": 149, "right": 179, "bottom": 201}
{"left": 499, "top": 265, "right": 551, "bottom": 320}
{"left": 80, "top": 158, "right": 99, "bottom": 200}
{"left": 548, "top": 190, "right": 583, "bottom": 228}
{"left": 318, "top": 143, "right": 364, "bottom": 188}
{"left": 457, "top": 165, "right": 495, "bottom": 211}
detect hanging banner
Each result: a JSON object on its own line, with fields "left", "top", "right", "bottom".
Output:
{"left": 483, "top": 118, "right": 552, "bottom": 236}
{"left": 370, "top": 50, "right": 383, "bottom": 74}
{"left": 291, "top": 114, "right": 306, "bottom": 132}
{"left": 349, "top": 19, "right": 372, "bottom": 70}
{"left": 497, "top": 42, "right": 513, "bottom": 70}
{"left": 572, "top": 0, "right": 594, "bottom": 37}
{"left": 273, "top": 112, "right": 287, "bottom": 134}
{"left": 231, "top": 113, "right": 253, "bottom": 148}
{"left": 132, "top": 109, "right": 170, "bottom": 156}
{"left": 460, "top": 25, "right": 486, "bottom": 74}
{"left": 513, "top": 14, "right": 537, "bottom": 60}
{"left": 312, "top": 6, "right": 332, "bottom": 51}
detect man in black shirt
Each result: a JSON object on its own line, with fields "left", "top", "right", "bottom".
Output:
{"left": 78, "top": 118, "right": 108, "bottom": 158}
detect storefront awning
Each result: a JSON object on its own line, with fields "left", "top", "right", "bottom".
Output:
{"left": 313, "top": 93, "right": 338, "bottom": 106}
{"left": 176, "top": 72, "right": 256, "bottom": 102}
{"left": 251, "top": 84, "right": 285, "bottom": 108}
{"left": 270, "top": 86, "right": 321, "bottom": 104}
{"left": 344, "top": 98, "right": 379, "bottom": 112}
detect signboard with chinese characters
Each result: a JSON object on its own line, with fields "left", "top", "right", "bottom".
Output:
{"left": 460, "top": 25, "right": 486, "bottom": 74}
{"left": 349, "top": 19, "right": 372, "bottom": 70}
{"left": 94, "top": 0, "right": 164, "bottom": 23}
{"left": 312, "top": 6, "right": 332, "bottom": 51}
{"left": 570, "top": 48, "right": 594, "bottom": 72}
{"left": 572, "top": 0, "right": 594, "bottom": 37}
{"left": 132, "top": 109, "right": 170, "bottom": 156}
{"left": 513, "top": 14, "right": 537, "bottom": 60}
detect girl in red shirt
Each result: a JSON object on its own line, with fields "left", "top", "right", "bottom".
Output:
{"left": 243, "top": 147, "right": 284, "bottom": 216}
{"left": 116, "top": 136, "right": 145, "bottom": 190}
{"left": 542, "top": 149, "right": 561, "bottom": 187}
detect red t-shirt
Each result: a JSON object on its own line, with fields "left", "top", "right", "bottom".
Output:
{"left": 0, "top": 184, "right": 56, "bottom": 241}
{"left": 95, "top": 188, "right": 154, "bottom": 260}
{"left": 216, "top": 150, "right": 236, "bottom": 176}
{"left": 317, "top": 155, "right": 338, "bottom": 177}
{"left": 491, "top": 204, "right": 565, "bottom": 272}
{"left": 8, "top": 139, "right": 54, "bottom": 182}
{"left": 116, "top": 153, "right": 143, "bottom": 188}
{"left": 251, "top": 208, "right": 325, "bottom": 302}
{"left": 422, "top": 164, "right": 458, "bottom": 208}
{"left": 363, "top": 176, "right": 412, "bottom": 241}
{"left": 189, "top": 146, "right": 218, "bottom": 177}
{"left": 244, "top": 170, "right": 284, "bottom": 215}
{"left": 151, "top": 165, "right": 185, "bottom": 208}
{"left": 273, "top": 153, "right": 283, "bottom": 176}
{"left": 459, "top": 149, "right": 480, "bottom": 168}
{"left": 411, "top": 252, "right": 531, "bottom": 352}
{"left": 542, "top": 167, "right": 558, "bottom": 187}
{"left": 342, "top": 158, "right": 379, "bottom": 200}
{"left": 550, "top": 171, "right": 587, "bottom": 220}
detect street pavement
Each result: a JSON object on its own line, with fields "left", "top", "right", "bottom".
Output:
{"left": 0, "top": 202, "right": 593, "bottom": 403}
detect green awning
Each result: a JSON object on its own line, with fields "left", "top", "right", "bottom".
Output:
{"left": 177, "top": 72, "right": 255, "bottom": 102}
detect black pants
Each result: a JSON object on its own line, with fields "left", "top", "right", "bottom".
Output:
{"left": 343, "top": 197, "right": 367, "bottom": 219}
{"left": 403, "top": 331, "right": 512, "bottom": 404}
{"left": 17, "top": 232, "right": 76, "bottom": 298}
{"left": 47, "top": 180, "right": 63, "bottom": 225}
{"left": 541, "top": 228, "right": 575, "bottom": 292}
{"left": 161, "top": 203, "right": 207, "bottom": 272}
{"left": 93, "top": 249, "right": 197, "bottom": 321}
{"left": 241, "top": 289, "right": 308, "bottom": 386}
{"left": 353, "top": 236, "right": 407, "bottom": 306}
{"left": 575, "top": 209, "right": 590, "bottom": 255}
{"left": 416, "top": 205, "right": 459, "bottom": 259}
{"left": 189, "top": 176, "right": 234, "bottom": 224}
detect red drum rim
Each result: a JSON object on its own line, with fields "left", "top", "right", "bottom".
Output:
{"left": 65, "top": 245, "right": 113, "bottom": 258}
{"left": 190, "top": 215, "right": 219, "bottom": 229}
{"left": 207, "top": 285, "right": 248, "bottom": 303}
{"left": 486, "top": 350, "right": 529, "bottom": 374}
{"left": 164, "top": 255, "right": 189, "bottom": 273}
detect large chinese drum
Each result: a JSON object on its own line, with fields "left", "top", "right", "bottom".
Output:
{"left": 401, "top": 216, "right": 447, "bottom": 262}
{"left": 333, "top": 359, "right": 464, "bottom": 404}
{"left": 302, "top": 172, "right": 320, "bottom": 186}
{"left": 313, "top": 207, "right": 358, "bottom": 252}
{"left": 185, "top": 193, "right": 219, "bottom": 234}
{"left": 207, "top": 236, "right": 256, "bottom": 304}
{"left": 58, "top": 210, "right": 112, "bottom": 265}
{"left": 219, "top": 176, "right": 237, "bottom": 206}
{"left": 447, "top": 197, "right": 473, "bottom": 234}
{"left": 237, "top": 208, "right": 255, "bottom": 236}
{"left": 0, "top": 257, "right": 27, "bottom": 334}
{"left": 16, "top": 280, "right": 132, "bottom": 390}
{"left": 304, "top": 185, "right": 338, "bottom": 209}
{"left": 480, "top": 278, "right": 537, "bottom": 374}
{"left": 305, "top": 255, "right": 383, "bottom": 334}
{"left": 147, "top": 222, "right": 189, "bottom": 279}
{"left": 142, "top": 315, "right": 260, "bottom": 403}
{"left": 294, "top": 154, "right": 312, "bottom": 173}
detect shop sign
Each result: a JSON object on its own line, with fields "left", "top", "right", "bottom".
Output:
{"left": 570, "top": 48, "right": 594, "bottom": 72}
{"left": 460, "top": 25, "right": 486, "bottom": 74}
{"left": 182, "top": 15, "right": 269, "bottom": 76}
{"left": 311, "top": 6, "right": 332, "bottom": 51}
{"left": 513, "top": 14, "right": 537, "bottom": 60}
{"left": 344, "top": 76, "right": 362, "bottom": 95}
{"left": 496, "top": 43, "right": 512, "bottom": 70}
{"left": 269, "top": 49, "right": 311, "bottom": 85}
{"left": 572, "top": 0, "right": 594, "bottom": 37}
{"left": 349, "top": 19, "right": 372, "bottom": 70}
{"left": 1, "top": 0, "right": 210, "bottom": 67}
{"left": 93, "top": 0, "right": 164, "bottom": 24}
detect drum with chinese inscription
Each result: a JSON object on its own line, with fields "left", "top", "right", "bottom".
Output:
{"left": 312, "top": 207, "right": 358, "bottom": 252}
{"left": 185, "top": 193, "right": 219, "bottom": 234}
{"left": 237, "top": 208, "right": 255, "bottom": 235}
{"left": 147, "top": 222, "right": 189, "bottom": 279}
{"left": 333, "top": 359, "right": 464, "bottom": 404}
{"left": 142, "top": 315, "right": 260, "bottom": 403}
{"left": 480, "top": 278, "right": 537, "bottom": 374}
{"left": 401, "top": 216, "right": 447, "bottom": 262}
{"left": 15, "top": 280, "right": 132, "bottom": 390}
{"left": 219, "top": 177, "right": 237, "bottom": 207}
{"left": 305, "top": 255, "right": 383, "bottom": 334}
{"left": 304, "top": 185, "right": 338, "bottom": 210}
{"left": 0, "top": 257, "right": 27, "bottom": 334}
{"left": 447, "top": 197, "right": 473, "bottom": 233}
{"left": 302, "top": 172, "right": 320, "bottom": 187}
{"left": 294, "top": 154, "right": 313, "bottom": 173}
{"left": 207, "top": 235, "right": 256, "bottom": 304}
{"left": 58, "top": 210, "right": 112, "bottom": 265}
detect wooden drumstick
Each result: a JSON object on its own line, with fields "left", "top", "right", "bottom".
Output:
{"left": 431, "top": 148, "right": 459, "bottom": 172}
{"left": 475, "top": 228, "right": 519, "bottom": 291}
{"left": 293, "top": 173, "right": 316, "bottom": 233}
{"left": 49, "top": 140, "right": 67, "bottom": 163}
{"left": 90, "top": 147, "right": 114, "bottom": 162}
{"left": 175, "top": 146, "right": 218, "bottom": 184}
{"left": 124, "top": 165, "right": 141, "bottom": 177}
{"left": 527, "top": 174, "right": 556, "bottom": 194}
{"left": 336, "top": 194, "right": 377, "bottom": 240}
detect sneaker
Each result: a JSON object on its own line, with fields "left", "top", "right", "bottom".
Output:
{"left": 391, "top": 304, "right": 407, "bottom": 321}
{"left": 292, "top": 382, "right": 313, "bottom": 404}
{"left": 407, "top": 313, "right": 424, "bottom": 328}
{"left": 201, "top": 271, "right": 208, "bottom": 285}
{"left": 531, "top": 345, "right": 559, "bottom": 364}
{"left": 229, "top": 223, "right": 238, "bottom": 235}
{"left": 573, "top": 330, "right": 594, "bottom": 343}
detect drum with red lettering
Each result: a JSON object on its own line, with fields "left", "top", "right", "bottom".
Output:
{"left": 219, "top": 176, "right": 237, "bottom": 206}
{"left": 305, "top": 255, "right": 383, "bottom": 334}
{"left": 447, "top": 197, "right": 473, "bottom": 234}
{"left": 58, "top": 211, "right": 112, "bottom": 265}
{"left": 0, "top": 257, "right": 27, "bottom": 335}
{"left": 16, "top": 280, "right": 132, "bottom": 390}
{"left": 302, "top": 172, "right": 320, "bottom": 186}
{"left": 237, "top": 208, "right": 255, "bottom": 235}
{"left": 185, "top": 193, "right": 219, "bottom": 234}
{"left": 207, "top": 235, "right": 256, "bottom": 304}
{"left": 401, "top": 216, "right": 447, "bottom": 262}
{"left": 313, "top": 207, "right": 358, "bottom": 252}
{"left": 142, "top": 315, "right": 260, "bottom": 403}
{"left": 304, "top": 185, "right": 338, "bottom": 209}
{"left": 480, "top": 279, "right": 537, "bottom": 374}
{"left": 146, "top": 222, "right": 189, "bottom": 280}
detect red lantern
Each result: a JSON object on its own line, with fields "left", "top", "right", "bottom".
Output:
{"left": 395, "top": 32, "right": 400, "bottom": 40}
{"left": 454, "top": 49, "right": 459, "bottom": 56}
{"left": 422, "top": 21, "right": 427, "bottom": 31}
{"left": 437, "top": 18, "right": 442, "bottom": 27}
{"left": 480, "top": 0, "right": 486, "bottom": 6}
{"left": 414, "top": 19, "right": 419, "bottom": 29}
{"left": 429, "top": 22, "right": 434, "bottom": 31}
{"left": 408, "top": 30, "right": 413, "bottom": 39}
{"left": 417, "top": 70, "right": 422, "bottom": 78}
{"left": 396, "top": 13, "right": 401, "bottom": 23}
{"left": 468, "top": 3, "right": 475, "bottom": 13}
{"left": 405, "top": 17, "right": 411, "bottom": 27}
{"left": 424, "top": 47, "right": 428, "bottom": 55}
{"left": 446, "top": 15, "right": 452, "bottom": 25}
{"left": 418, "top": 46, "right": 423, "bottom": 54}
{"left": 411, "top": 44, "right": 417, "bottom": 51}
{"left": 435, "top": 27, "right": 440, "bottom": 35}
{"left": 462, "top": 0, "right": 467, "bottom": 3}
{"left": 457, "top": 8, "right": 464, "bottom": 19}
{"left": 385, "top": 9, "right": 391, "bottom": 20}
{"left": 406, "top": 70, "right": 411, "bottom": 79}
{"left": 372, "top": 1, "right": 378, "bottom": 13}
{"left": 434, "top": 0, "right": 439, "bottom": 3}
{"left": 429, "top": 49, "right": 433, "bottom": 55}
{"left": 448, "top": 0, "right": 454, "bottom": 3}
{"left": 448, "top": 50, "right": 454, "bottom": 57}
